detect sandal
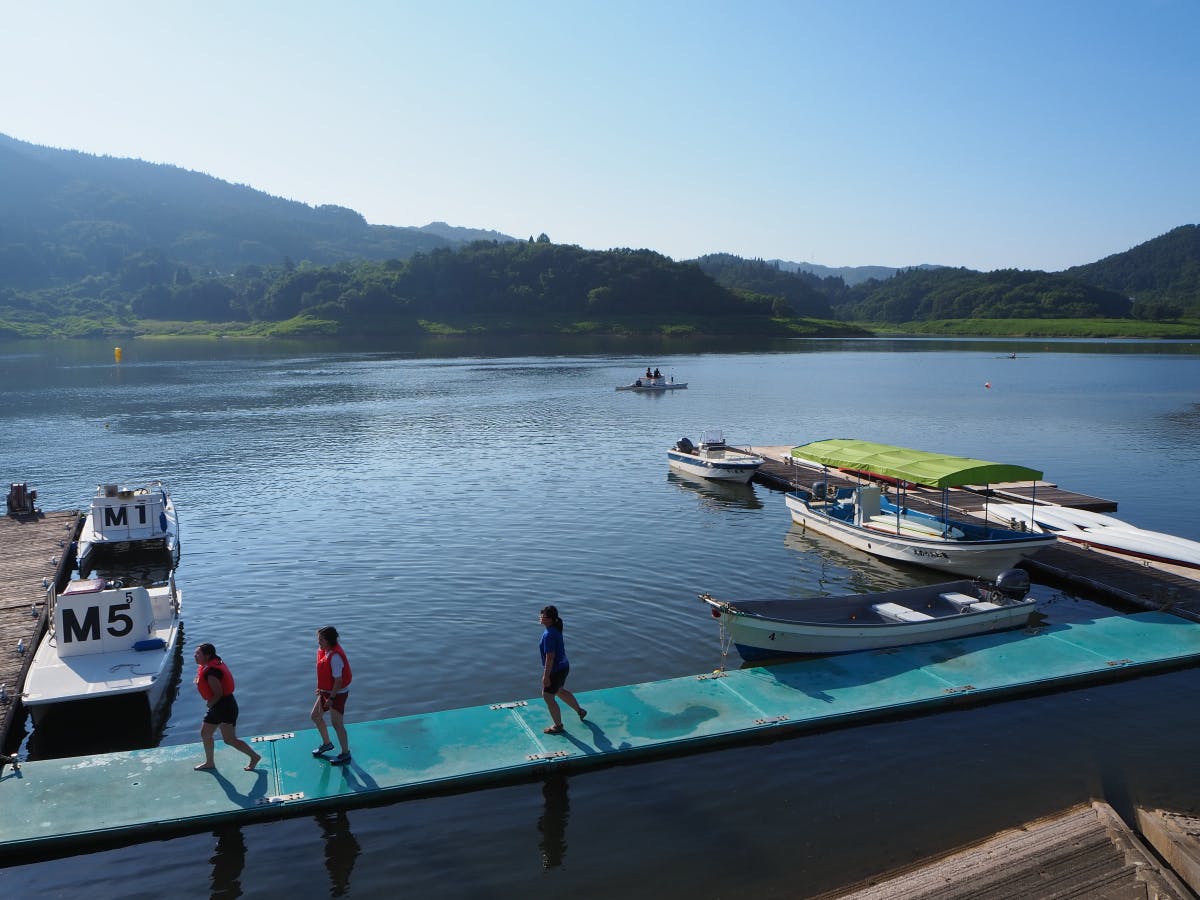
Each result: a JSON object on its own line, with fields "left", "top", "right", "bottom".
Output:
{"left": 543, "top": 724, "right": 565, "bottom": 734}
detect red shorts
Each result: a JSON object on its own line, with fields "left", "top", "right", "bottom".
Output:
{"left": 324, "top": 692, "right": 348, "bottom": 714}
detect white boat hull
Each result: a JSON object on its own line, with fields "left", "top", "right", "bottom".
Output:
{"left": 702, "top": 574, "right": 1037, "bottom": 660}
{"left": 617, "top": 381, "right": 688, "bottom": 392}
{"left": 667, "top": 452, "right": 762, "bottom": 484}
{"left": 23, "top": 580, "right": 182, "bottom": 724}
{"left": 785, "top": 493, "right": 1055, "bottom": 577}
{"left": 717, "top": 602, "right": 1034, "bottom": 658}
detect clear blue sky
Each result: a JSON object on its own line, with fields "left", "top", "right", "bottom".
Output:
{"left": 3, "top": 1, "right": 1197, "bottom": 271}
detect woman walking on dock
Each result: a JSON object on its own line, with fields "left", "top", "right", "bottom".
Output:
{"left": 193, "top": 643, "right": 261, "bottom": 772}
{"left": 311, "top": 625, "right": 353, "bottom": 765}
{"left": 539, "top": 605, "right": 586, "bottom": 734}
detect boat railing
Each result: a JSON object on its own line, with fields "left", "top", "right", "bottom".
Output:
{"left": 45, "top": 583, "right": 56, "bottom": 638}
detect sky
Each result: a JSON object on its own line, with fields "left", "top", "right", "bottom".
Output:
{"left": 2, "top": 1, "right": 1197, "bottom": 272}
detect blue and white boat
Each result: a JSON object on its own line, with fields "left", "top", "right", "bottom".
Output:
{"left": 668, "top": 431, "right": 764, "bottom": 484}
{"left": 784, "top": 440, "right": 1056, "bottom": 577}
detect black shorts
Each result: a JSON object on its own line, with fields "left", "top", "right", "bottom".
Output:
{"left": 204, "top": 694, "right": 239, "bottom": 726}
{"left": 544, "top": 666, "right": 569, "bottom": 695}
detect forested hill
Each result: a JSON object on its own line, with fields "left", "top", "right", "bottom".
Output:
{"left": 0, "top": 133, "right": 503, "bottom": 281}
{"left": 1064, "top": 225, "right": 1200, "bottom": 318}
{"left": 694, "top": 254, "right": 840, "bottom": 318}
{"left": 1, "top": 133, "right": 1197, "bottom": 334}
{"left": 832, "top": 267, "right": 1133, "bottom": 322}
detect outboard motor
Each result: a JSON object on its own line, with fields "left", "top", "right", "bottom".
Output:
{"left": 811, "top": 481, "right": 828, "bottom": 501}
{"left": 675, "top": 437, "right": 695, "bottom": 453}
{"left": 993, "top": 569, "right": 1031, "bottom": 601}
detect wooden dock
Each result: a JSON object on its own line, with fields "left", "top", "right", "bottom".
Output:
{"left": 747, "top": 448, "right": 1200, "bottom": 622}
{"left": 823, "top": 802, "right": 1198, "bottom": 899}
{"left": 0, "top": 508, "right": 79, "bottom": 752}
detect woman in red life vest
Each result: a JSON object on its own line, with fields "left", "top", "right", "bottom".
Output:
{"left": 311, "top": 625, "right": 353, "bottom": 765}
{"left": 193, "top": 643, "right": 260, "bottom": 772}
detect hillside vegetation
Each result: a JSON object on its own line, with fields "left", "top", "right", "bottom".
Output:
{"left": 0, "top": 133, "right": 1197, "bottom": 338}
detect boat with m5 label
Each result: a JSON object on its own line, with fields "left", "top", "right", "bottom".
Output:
{"left": 22, "top": 574, "right": 182, "bottom": 724}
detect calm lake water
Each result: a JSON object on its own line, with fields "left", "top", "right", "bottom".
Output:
{"left": 2, "top": 336, "right": 1199, "bottom": 898}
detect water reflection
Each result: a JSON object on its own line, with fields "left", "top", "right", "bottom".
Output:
{"left": 315, "top": 810, "right": 361, "bottom": 896}
{"left": 209, "top": 825, "right": 247, "bottom": 900}
{"left": 666, "top": 470, "right": 763, "bottom": 511}
{"left": 537, "top": 773, "right": 570, "bottom": 869}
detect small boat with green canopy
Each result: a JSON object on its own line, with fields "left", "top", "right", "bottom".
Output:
{"left": 784, "top": 439, "right": 1056, "bottom": 577}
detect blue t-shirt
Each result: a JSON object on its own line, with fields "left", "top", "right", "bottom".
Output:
{"left": 539, "top": 627, "right": 569, "bottom": 672}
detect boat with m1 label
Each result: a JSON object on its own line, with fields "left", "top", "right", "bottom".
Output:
{"left": 667, "top": 430, "right": 764, "bottom": 483}
{"left": 784, "top": 439, "right": 1057, "bottom": 577}
{"left": 701, "top": 568, "right": 1036, "bottom": 660}
{"left": 76, "top": 481, "right": 180, "bottom": 576}
{"left": 22, "top": 573, "right": 182, "bottom": 724}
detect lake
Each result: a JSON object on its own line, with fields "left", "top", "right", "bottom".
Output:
{"left": 2, "top": 336, "right": 1198, "bottom": 897}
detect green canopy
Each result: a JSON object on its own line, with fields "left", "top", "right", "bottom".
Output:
{"left": 790, "top": 439, "right": 1043, "bottom": 488}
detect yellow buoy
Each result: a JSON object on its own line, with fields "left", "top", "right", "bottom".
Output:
{"left": 114, "top": 347, "right": 123, "bottom": 364}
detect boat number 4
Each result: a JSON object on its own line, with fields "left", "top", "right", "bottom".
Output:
{"left": 61, "top": 592, "right": 135, "bottom": 643}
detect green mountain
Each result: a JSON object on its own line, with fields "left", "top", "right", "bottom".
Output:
{"left": 693, "top": 254, "right": 838, "bottom": 317}
{"left": 0, "top": 132, "right": 474, "bottom": 282}
{"left": 833, "top": 267, "right": 1133, "bottom": 323}
{"left": 1064, "top": 225, "right": 1200, "bottom": 317}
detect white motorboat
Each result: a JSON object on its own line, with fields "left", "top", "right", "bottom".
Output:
{"left": 22, "top": 574, "right": 183, "bottom": 724}
{"left": 667, "top": 431, "right": 764, "bottom": 484}
{"left": 616, "top": 370, "right": 687, "bottom": 391}
{"left": 77, "top": 481, "right": 180, "bottom": 576}
{"left": 784, "top": 440, "right": 1057, "bottom": 577}
{"left": 701, "top": 569, "right": 1036, "bottom": 660}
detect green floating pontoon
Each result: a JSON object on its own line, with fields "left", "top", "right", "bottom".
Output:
{"left": 3, "top": 612, "right": 1200, "bottom": 860}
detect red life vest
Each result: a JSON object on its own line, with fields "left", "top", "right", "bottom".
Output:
{"left": 316, "top": 645, "right": 352, "bottom": 692}
{"left": 196, "top": 659, "right": 235, "bottom": 701}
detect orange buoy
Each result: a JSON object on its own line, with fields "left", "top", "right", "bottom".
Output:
{"left": 114, "top": 347, "right": 123, "bottom": 364}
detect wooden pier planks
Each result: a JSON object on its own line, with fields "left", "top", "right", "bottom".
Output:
{"left": 0, "top": 511, "right": 78, "bottom": 748}
{"left": 3, "top": 611, "right": 1200, "bottom": 860}
{"left": 827, "top": 802, "right": 1195, "bottom": 899}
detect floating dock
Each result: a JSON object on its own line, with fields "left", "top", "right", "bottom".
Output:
{"left": 4, "top": 610, "right": 1200, "bottom": 861}
{"left": 749, "top": 449, "right": 1200, "bottom": 621}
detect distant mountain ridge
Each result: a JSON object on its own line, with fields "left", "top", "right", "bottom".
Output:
{"left": 417, "top": 221, "right": 518, "bottom": 245}
{"left": 765, "top": 259, "right": 944, "bottom": 286}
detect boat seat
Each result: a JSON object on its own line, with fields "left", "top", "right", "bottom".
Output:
{"left": 939, "top": 591, "right": 978, "bottom": 610}
{"left": 871, "top": 602, "right": 934, "bottom": 623}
